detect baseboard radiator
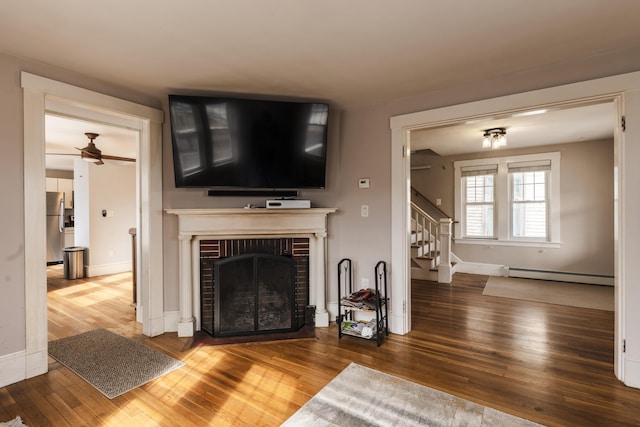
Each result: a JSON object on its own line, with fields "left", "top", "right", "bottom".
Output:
{"left": 506, "top": 267, "right": 614, "bottom": 286}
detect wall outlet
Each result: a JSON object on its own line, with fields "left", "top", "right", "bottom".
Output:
{"left": 436, "top": 198, "right": 442, "bottom": 206}
{"left": 361, "top": 205, "right": 369, "bottom": 217}
{"left": 108, "top": 249, "right": 115, "bottom": 257}
{"left": 362, "top": 277, "right": 369, "bottom": 288}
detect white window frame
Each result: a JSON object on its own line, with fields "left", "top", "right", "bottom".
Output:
{"left": 509, "top": 161, "right": 551, "bottom": 241}
{"left": 454, "top": 152, "right": 561, "bottom": 248}
{"left": 460, "top": 165, "right": 497, "bottom": 239}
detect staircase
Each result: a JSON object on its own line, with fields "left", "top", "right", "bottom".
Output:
{"left": 411, "top": 189, "right": 455, "bottom": 282}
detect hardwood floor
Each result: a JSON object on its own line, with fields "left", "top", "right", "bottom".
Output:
{"left": 2, "top": 270, "right": 640, "bottom": 426}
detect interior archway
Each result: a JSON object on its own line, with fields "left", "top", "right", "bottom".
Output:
{"left": 21, "top": 73, "right": 164, "bottom": 379}
{"left": 390, "top": 72, "right": 640, "bottom": 387}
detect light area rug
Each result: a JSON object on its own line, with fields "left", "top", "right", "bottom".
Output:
{"left": 48, "top": 328, "right": 184, "bottom": 399}
{"left": 0, "top": 417, "right": 26, "bottom": 427}
{"left": 483, "top": 276, "right": 614, "bottom": 311}
{"left": 282, "top": 363, "right": 543, "bottom": 427}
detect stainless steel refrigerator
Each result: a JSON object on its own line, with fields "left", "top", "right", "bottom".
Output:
{"left": 46, "top": 191, "right": 65, "bottom": 264}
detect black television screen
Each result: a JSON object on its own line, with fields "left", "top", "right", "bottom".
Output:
{"left": 168, "top": 95, "right": 329, "bottom": 189}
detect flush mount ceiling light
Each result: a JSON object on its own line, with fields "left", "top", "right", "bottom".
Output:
{"left": 482, "top": 127, "right": 507, "bottom": 149}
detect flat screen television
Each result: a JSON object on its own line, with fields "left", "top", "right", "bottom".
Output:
{"left": 168, "top": 95, "right": 329, "bottom": 189}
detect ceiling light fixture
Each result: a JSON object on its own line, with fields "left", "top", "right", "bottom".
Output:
{"left": 482, "top": 128, "right": 507, "bottom": 149}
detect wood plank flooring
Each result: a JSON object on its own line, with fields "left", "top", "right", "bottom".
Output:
{"left": 2, "top": 269, "right": 640, "bottom": 425}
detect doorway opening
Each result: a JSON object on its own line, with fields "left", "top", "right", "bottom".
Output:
{"left": 22, "top": 72, "right": 164, "bottom": 380}
{"left": 45, "top": 113, "right": 140, "bottom": 338}
{"left": 407, "top": 100, "right": 616, "bottom": 285}
{"left": 390, "top": 74, "right": 638, "bottom": 384}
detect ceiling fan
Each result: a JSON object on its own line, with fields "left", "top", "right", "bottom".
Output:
{"left": 75, "top": 132, "right": 135, "bottom": 165}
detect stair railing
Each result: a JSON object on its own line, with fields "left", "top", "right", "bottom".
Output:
{"left": 410, "top": 201, "right": 453, "bottom": 283}
{"left": 411, "top": 202, "right": 440, "bottom": 258}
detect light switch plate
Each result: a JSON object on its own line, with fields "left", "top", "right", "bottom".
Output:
{"left": 358, "top": 178, "right": 370, "bottom": 189}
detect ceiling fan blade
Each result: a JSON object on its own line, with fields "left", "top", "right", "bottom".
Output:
{"left": 46, "top": 152, "right": 81, "bottom": 157}
{"left": 76, "top": 146, "right": 98, "bottom": 157}
{"left": 101, "top": 154, "right": 136, "bottom": 162}
{"left": 79, "top": 151, "right": 99, "bottom": 161}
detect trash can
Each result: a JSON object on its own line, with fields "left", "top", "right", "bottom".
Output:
{"left": 63, "top": 246, "right": 86, "bottom": 279}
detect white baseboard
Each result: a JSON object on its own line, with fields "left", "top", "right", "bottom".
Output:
{"left": 86, "top": 261, "right": 132, "bottom": 277}
{"left": 389, "top": 312, "right": 405, "bottom": 335}
{"left": 164, "top": 310, "right": 180, "bottom": 332}
{"left": 0, "top": 350, "right": 26, "bottom": 388}
{"left": 455, "top": 262, "right": 506, "bottom": 277}
{"left": 327, "top": 301, "right": 339, "bottom": 324}
{"left": 507, "top": 268, "right": 614, "bottom": 286}
{"left": 25, "top": 350, "right": 48, "bottom": 379}
{"left": 623, "top": 358, "right": 640, "bottom": 389}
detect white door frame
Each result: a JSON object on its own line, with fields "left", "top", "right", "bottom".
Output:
{"left": 390, "top": 71, "right": 640, "bottom": 387}
{"left": 21, "top": 72, "right": 165, "bottom": 379}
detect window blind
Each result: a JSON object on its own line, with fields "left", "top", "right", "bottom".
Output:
{"left": 507, "top": 159, "right": 551, "bottom": 173}
{"left": 460, "top": 164, "right": 498, "bottom": 177}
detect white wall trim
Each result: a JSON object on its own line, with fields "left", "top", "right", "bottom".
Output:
{"left": 21, "top": 73, "right": 163, "bottom": 122}
{"left": 327, "top": 301, "right": 339, "bottom": 325}
{"left": 507, "top": 268, "right": 614, "bottom": 286}
{"left": 625, "top": 359, "right": 640, "bottom": 389}
{"left": 454, "top": 262, "right": 506, "bottom": 277}
{"left": 389, "top": 127, "right": 411, "bottom": 334}
{"left": 163, "top": 311, "right": 180, "bottom": 333}
{"left": 391, "top": 70, "right": 640, "bottom": 387}
{"left": 0, "top": 350, "right": 26, "bottom": 388}
{"left": 21, "top": 72, "right": 164, "bottom": 385}
{"left": 86, "top": 261, "right": 133, "bottom": 278}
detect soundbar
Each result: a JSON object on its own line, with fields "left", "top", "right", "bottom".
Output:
{"left": 207, "top": 189, "right": 298, "bottom": 197}
{"left": 266, "top": 199, "right": 311, "bottom": 209}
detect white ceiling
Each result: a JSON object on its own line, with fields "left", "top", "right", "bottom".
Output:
{"left": 45, "top": 115, "right": 138, "bottom": 171}
{"left": 3, "top": 1, "right": 640, "bottom": 109}
{"left": 411, "top": 101, "right": 615, "bottom": 156}
{"left": 2, "top": 1, "right": 639, "bottom": 168}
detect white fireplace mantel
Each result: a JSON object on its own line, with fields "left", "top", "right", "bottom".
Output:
{"left": 166, "top": 208, "right": 337, "bottom": 337}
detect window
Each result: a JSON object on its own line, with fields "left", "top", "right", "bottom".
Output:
{"left": 461, "top": 165, "right": 497, "bottom": 238}
{"left": 454, "top": 153, "right": 560, "bottom": 247}
{"left": 510, "top": 160, "right": 551, "bottom": 239}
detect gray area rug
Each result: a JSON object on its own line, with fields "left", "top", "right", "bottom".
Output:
{"left": 48, "top": 328, "right": 184, "bottom": 399}
{"left": 483, "top": 276, "right": 614, "bottom": 311}
{"left": 282, "top": 363, "right": 543, "bottom": 426}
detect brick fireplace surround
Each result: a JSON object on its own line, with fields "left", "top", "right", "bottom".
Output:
{"left": 166, "top": 208, "right": 337, "bottom": 337}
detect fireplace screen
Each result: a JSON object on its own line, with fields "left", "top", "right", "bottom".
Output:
{"left": 214, "top": 253, "right": 295, "bottom": 337}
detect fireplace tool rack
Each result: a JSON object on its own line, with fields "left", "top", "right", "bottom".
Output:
{"left": 336, "top": 258, "right": 388, "bottom": 346}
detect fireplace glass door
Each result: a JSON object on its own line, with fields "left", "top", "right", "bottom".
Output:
{"left": 214, "top": 253, "right": 295, "bottom": 337}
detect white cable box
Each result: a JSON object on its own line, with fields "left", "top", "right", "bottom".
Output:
{"left": 266, "top": 199, "right": 311, "bottom": 209}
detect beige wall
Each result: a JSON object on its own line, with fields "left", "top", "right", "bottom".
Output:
{"left": 0, "top": 55, "right": 26, "bottom": 354}
{"left": 0, "top": 53, "right": 156, "bottom": 356}
{"left": 2, "top": 42, "right": 640, "bottom": 358}
{"left": 412, "top": 139, "right": 614, "bottom": 276}
{"left": 74, "top": 160, "right": 136, "bottom": 270}
{"left": 411, "top": 150, "right": 454, "bottom": 217}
